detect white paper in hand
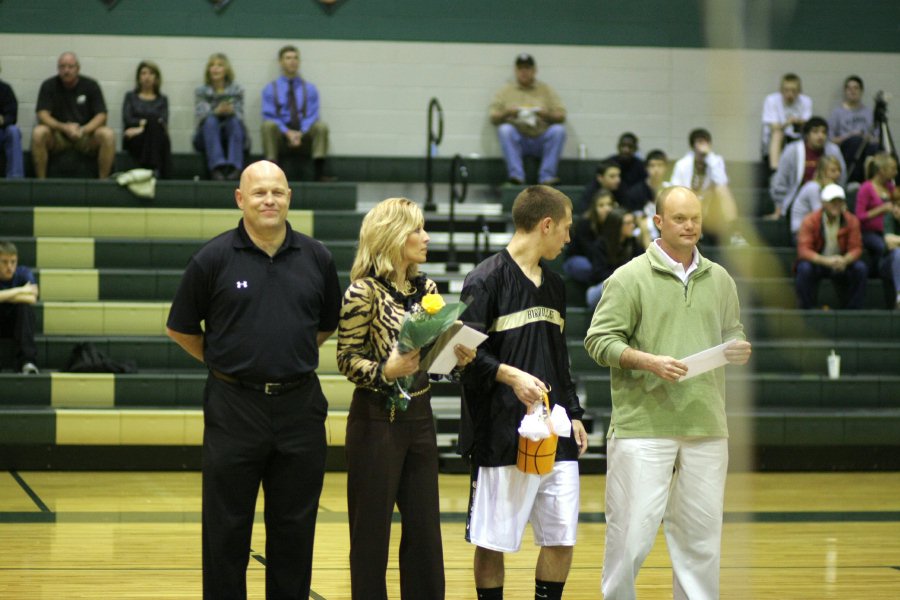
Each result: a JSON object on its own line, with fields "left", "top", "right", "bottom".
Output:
{"left": 678, "top": 340, "right": 735, "bottom": 381}
{"left": 422, "top": 323, "right": 488, "bottom": 375}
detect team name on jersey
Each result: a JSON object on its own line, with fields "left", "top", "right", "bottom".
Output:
{"left": 489, "top": 306, "right": 565, "bottom": 334}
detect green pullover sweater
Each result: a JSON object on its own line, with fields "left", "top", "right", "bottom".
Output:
{"left": 584, "top": 245, "right": 745, "bottom": 438}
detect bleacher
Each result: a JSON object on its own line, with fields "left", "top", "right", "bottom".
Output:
{"left": 1, "top": 154, "right": 898, "bottom": 472}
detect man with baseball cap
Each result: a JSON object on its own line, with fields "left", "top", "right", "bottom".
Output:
{"left": 489, "top": 53, "right": 567, "bottom": 186}
{"left": 795, "top": 183, "right": 868, "bottom": 309}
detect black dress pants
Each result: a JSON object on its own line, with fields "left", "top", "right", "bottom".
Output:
{"left": 345, "top": 389, "right": 445, "bottom": 599}
{"left": 0, "top": 302, "right": 37, "bottom": 370}
{"left": 202, "top": 373, "right": 327, "bottom": 600}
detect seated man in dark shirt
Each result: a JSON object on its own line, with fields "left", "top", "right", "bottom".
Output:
{"left": 0, "top": 241, "right": 39, "bottom": 374}
{"left": 625, "top": 149, "right": 668, "bottom": 213}
{"left": 578, "top": 159, "right": 622, "bottom": 212}
{"left": 31, "top": 52, "right": 115, "bottom": 179}
{"left": 604, "top": 132, "right": 647, "bottom": 193}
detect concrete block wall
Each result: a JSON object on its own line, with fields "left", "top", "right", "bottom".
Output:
{"left": 1, "top": 33, "right": 898, "bottom": 164}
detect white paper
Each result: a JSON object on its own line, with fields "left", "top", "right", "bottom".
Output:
{"left": 549, "top": 404, "right": 572, "bottom": 438}
{"left": 423, "top": 324, "right": 488, "bottom": 375}
{"left": 678, "top": 340, "right": 735, "bottom": 381}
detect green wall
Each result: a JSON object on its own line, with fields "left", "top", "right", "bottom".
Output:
{"left": 1, "top": 0, "right": 898, "bottom": 52}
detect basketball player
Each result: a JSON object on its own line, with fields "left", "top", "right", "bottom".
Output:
{"left": 458, "top": 185, "right": 588, "bottom": 600}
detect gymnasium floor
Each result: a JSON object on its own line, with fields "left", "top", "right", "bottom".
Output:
{"left": 1, "top": 471, "right": 899, "bottom": 599}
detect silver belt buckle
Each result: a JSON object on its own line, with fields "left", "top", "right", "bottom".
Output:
{"left": 264, "top": 382, "right": 281, "bottom": 395}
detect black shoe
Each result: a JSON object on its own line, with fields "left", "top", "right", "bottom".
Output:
{"left": 506, "top": 177, "right": 524, "bottom": 186}
{"left": 225, "top": 167, "right": 240, "bottom": 181}
{"left": 211, "top": 167, "right": 227, "bottom": 181}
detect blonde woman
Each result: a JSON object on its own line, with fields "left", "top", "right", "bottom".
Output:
{"left": 337, "top": 197, "right": 475, "bottom": 599}
{"left": 193, "top": 53, "right": 246, "bottom": 180}
{"left": 789, "top": 154, "right": 843, "bottom": 239}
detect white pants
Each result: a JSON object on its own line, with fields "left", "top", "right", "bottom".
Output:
{"left": 602, "top": 436, "right": 728, "bottom": 600}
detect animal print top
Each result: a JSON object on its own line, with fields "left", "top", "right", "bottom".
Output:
{"left": 337, "top": 275, "right": 438, "bottom": 395}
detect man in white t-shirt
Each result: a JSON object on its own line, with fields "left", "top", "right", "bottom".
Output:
{"left": 761, "top": 73, "right": 813, "bottom": 171}
{"left": 670, "top": 128, "right": 744, "bottom": 245}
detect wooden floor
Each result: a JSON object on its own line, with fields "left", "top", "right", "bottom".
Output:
{"left": 1, "top": 470, "right": 899, "bottom": 599}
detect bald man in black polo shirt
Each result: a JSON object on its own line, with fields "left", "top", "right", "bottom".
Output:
{"left": 167, "top": 160, "right": 341, "bottom": 599}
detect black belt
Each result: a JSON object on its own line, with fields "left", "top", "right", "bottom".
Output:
{"left": 210, "top": 369, "right": 312, "bottom": 396}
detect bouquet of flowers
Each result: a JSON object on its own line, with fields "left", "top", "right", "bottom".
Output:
{"left": 390, "top": 293, "right": 468, "bottom": 413}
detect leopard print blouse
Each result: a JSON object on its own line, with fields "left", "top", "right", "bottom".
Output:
{"left": 337, "top": 275, "right": 438, "bottom": 392}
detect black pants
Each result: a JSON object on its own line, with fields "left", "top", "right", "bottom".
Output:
{"left": 0, "top": 302, "right": 37, "bottom": 370}
{"left": 124, "top": 119, "right": 172, "bottom": 178}
{"left": 345, "top": 389, "right": 445, "bottom": 600}
{"left": 202, "top": 373, "right": 327, "bottom": 600}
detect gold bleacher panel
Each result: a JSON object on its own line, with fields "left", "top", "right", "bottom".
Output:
{"left": 319, "top": 375, "right": 354, "bottom": 411}
{"left": 317, "top": 339, "right": 339, "bottom": 373}
{"left": 33, "top": 208, "right": 91, "bottom": 236}
{"left": 119, "top": 410, "right": 192, "bottom": 445}
{"left": 43, "top": 302, "right": 105, "bottom": 335}
{"left": 42, "top": 302, "right": 171, "bottom": 335}
{"left": 37, "top": 269, "right": 99, "bottom": 301}
{"left": 36, "top": 237, "right": 94, "bottom": 269}
{"left": 89, "top": 208, "right": 148, "bottom": 237}
{"left": 33, "top": 207, "right": 313, "bottom": 239}
{"left": 55, "top": 409, "right": 348, "bottom": 446}
{"left": 51, "top": 373, "right": 115, "bottom": 408}
{"left": 326, "top": 411, "right": 348, "bottom": 446}
{"left": 103, "top": 302, "right": 169, "bottom": 335}
{"left": 55, "top": 409, "right": 121, "bottom": 444}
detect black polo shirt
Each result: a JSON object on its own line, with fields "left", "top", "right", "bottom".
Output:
{"left": 167, "top": 219, "right": 341, "bottom": 382}
{"left": 36, "top": 75, "right": 107, "bottom": 126}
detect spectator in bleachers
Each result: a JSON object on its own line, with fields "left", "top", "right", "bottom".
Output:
{"left": 337, "top": 197, "right": 475, "bottom": 599}
{"left": 882, "top": 197, "right": 900, "bottom": 309}
{"left": 0, "top": 63, "right": 24, "bottom": 179}
{"left": 789, "top": 155, "right": 843, "bottom": 241}
{"left": 582, "top": 208, "right": 646, "bottom": 309}
{"left": 625, "top": 148, "right": 668, "bottom": 220}
{"left": 122, "top": 60, "right": 172, "bottom": 178}
{"left": 769, "top": 116, "right": 846, "bottom": 220}
{"left": 855, "top": 152, "right": 898, "bottom": 270}
{"left": 795, "top": 184, "right": 867, "bottom": 309}
{"left": 761, "top": 73, "right": 812, "bottom": 172}
{"left": 31, "top": 52, "right": 115, "bottom": 179}
{"left": 0, "top": 241, "right": 39, "bottom": 374}
{"left": 261, "top": 45, "right": 334, "bottom": 182}
{"left": 193, "top": 53, "right": 246, "bottom": 181}
{"left": 166, "top": 161, "right": 342, "bottom": 598}
{"left": 489, "top": 53, "right": 567, "bottom": 185}
{"left": 578, "top": 159, "right": 622, "bottom": 212}
{"left": 670, "top": 128, "right": 745, "bottom": 245}
{"left": 829, "top": 75, "right": 879, "bottom": 183}
{"left": 604, "top": 132, "right": 646, "bottom": 193}
{"left": 564, "top": 189, "right": 616, "bottom": 285}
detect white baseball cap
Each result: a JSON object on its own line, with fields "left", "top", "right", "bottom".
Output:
{"left": 821, "top": 183, "right": 845, "bottom": 202}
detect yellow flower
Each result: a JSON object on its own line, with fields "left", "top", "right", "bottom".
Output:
{"left": 421, "top": 293, "right": 446, "bottom": 315}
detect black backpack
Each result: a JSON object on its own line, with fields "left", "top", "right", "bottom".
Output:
{"left": 63, "top": 342, "right": 137, "bottom": 374}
